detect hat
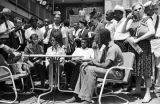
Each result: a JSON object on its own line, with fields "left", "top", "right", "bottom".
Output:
{"left": 14, "top": 17, "right": 22, "bottom": 23}
{"left": 29, "top": 16, "right": 38, "bottom": 23}
{"left": 79, "top": 19, "right": 87, "bottom": 26}
{"left": 144, "top": 1, "right": 153, "bottom": 7}
{"left": 92, "top": 12, "right": 102, "bottom": 19}
{"left": 114, "top": 5, "right": 125, "bottom": 12}
{"left": 0, "top": 8, "right": 11, "bottom": 15}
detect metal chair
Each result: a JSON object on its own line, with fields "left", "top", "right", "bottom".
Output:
{"left": 0, "top": 65, "right": 34, "bottom": 104}
{"left": 97, "top": 52, "right": 135, "bottom": 104}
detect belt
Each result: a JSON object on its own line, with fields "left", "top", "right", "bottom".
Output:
{"left": 154, "top": 37, "right": 160, "bottom": 39}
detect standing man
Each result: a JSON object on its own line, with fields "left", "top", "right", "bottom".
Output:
{"left": 0, "top": 8, "right": 17, "bottom": 59}
{"left": 25, "top": 16, "right": 43, "bottom": 44}
{"left": 0, "top": 8, "right": 15, "bottom": 48}
{"left": 14, "top": 17, "right": 27, "bottom": 51}
{"left": 89, "top": 12, "right": 105, "bottom": 48}
{"left": 41, "top": 18, "right": 52, "bottom": 52}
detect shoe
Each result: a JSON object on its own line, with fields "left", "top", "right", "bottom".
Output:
{"left": 81, "top": 101, "right": 90, "bottom": 104}
{"left": 154, "top": 88, "right": 160, "bottom": 93}
{"left": 129, "top": 89, "right": 141, "bottom": 96}
{"left": 142, "top": 96, "right": 151, "bottom": 103}
{"left": 65, "top": 96, "right": 77, "bottom": 103}
{"left": 68, "top": 87, "right": 73, "bottom": 91}
{"left": 142, "top": 92, "right": 151, "bottom": 103}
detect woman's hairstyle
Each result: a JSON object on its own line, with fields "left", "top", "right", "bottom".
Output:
{"left": 49, "top": 34, "right": 63, "bottom": 46}
{"left": 132, "top": 2, "right": 144, "bottom": 10}
{"left": 106, "top": 10, "right": 114, "bottom": 17}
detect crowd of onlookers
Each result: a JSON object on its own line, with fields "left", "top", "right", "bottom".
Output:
{"left": 1, "top": 0, "right": 160, "bottom": 104}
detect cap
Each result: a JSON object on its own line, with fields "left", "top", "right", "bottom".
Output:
{"left": 92, "top": 12, "right": 102, "bottom": 19}
{"left": 114, "top": 5, "right": 125, "bottom": 12}
{"left": 144, "top": 1, "right": 153, "bottom": 7}
{"left": 54, "top": 14, "right": 61, "bottom": 18}
{"left": 79, "top": 19, "right": 87, "bottom": 26}
{"left": 29, "top": 16, "right": 38, "bottom": 23}
{"left": 0, "top": 8, "right": 11, "bottom": 15}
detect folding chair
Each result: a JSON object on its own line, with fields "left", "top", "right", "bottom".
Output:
{"left": 0, "top": 65, "right": 34, "bottom": 104}
{"left": 97, "top": 52, "right": 135, "bottom": 104}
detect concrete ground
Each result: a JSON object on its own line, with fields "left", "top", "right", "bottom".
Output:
{"left": 0, "top": 86, "right": 160, "bottom": 104}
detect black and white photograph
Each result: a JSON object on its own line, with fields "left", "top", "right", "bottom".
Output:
{"left": 0, "top": 0, "right": 160, "bottom": 104}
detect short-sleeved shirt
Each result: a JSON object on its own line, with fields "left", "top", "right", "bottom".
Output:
{"left": 72, "top": 47, "right": 94, "bottom": 60}
{"left": 0, "top": 20, "right": 15, "bottom": 39}
{"left": 101, "top": 42, "right": 123, "bottom": 67}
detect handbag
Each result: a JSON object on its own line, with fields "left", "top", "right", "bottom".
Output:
{"left": 66, "top": 32, "right": 75, "bottom": 55}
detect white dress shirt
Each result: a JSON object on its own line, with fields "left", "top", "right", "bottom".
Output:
{"left": 45, "top": 45, "right": 65, "bottom": 66}
{"left": 113, "top": 18, "right": 131, "bottom": 40}
{"left": 25, "top": 27, "right": 43, "bottom": 40}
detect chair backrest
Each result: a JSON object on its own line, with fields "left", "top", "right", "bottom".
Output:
{"left": 0, "top": 66, "right": 10, "bottom": 79}
{"left": 121, "top": 52, "right": 135, "bottom": 83}
{"left": 122, "top": 52, "right": 135, "bottom": 68}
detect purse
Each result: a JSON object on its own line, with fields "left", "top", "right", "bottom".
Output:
{"left": 66, "top": 32, "right": 75, "bottom": 55}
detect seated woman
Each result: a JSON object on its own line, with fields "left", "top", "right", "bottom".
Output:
{"left": 64, "top": 38, "right": 94, "bottom": 90}
{"left": 65, "top": 28, "right": 124, "bottom": 104}
{"left": 24, "top": 34, "right": 45, "bottom": 87}
{"left": 45, "top": 34, "right": 66, "bottom": 84}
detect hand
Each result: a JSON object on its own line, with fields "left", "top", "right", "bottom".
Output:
{"left": 132, "top": 38, "right": 139, "bottom": 44}
{"left": 29, "top": 62, "right": 34, "bottom": 67}
{"left": 127, "top": 13, "right": 133, "bottom": 20}
{"left": 91, "top": 60, "right": 98, "bottom": 66}
{"left": 81, "top": 62, "right": 88, "bottom": 68}
{"left": 59, "top": 58, "right": 65, "bottom": 63}
{"left": 46, "top": 26, "right": 50, "bottom": 31}
{"left": 80, "top": 62, "right": 89, "bottom": 73}
{"left": 124, "top": 37, "right": 132, "bottom": 43}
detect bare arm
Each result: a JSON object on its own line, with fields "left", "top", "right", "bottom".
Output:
{"left": 92, "top": 59, "right": 112, "bottom": 69}
{"left": 136, "top": 18, "right": 155, "bottom": 43}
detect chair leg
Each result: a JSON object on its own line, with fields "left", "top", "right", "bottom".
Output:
{"left": 99, "top": 95, "right": 129, "bottom": 104}
{"left": 29, "top": 74, "right": 35, "bottom": 93}
{"left": 20, "top": 78, "right": 24, "bottom": 91}
{"left": 0, "top": 78, "right": 18, "bottom": 103}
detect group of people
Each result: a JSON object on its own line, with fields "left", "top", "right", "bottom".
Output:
{"left": 0, "top": 0, "right": 160, "bottom": 104}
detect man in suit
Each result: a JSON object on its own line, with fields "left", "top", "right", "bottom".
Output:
{"left": 89, "top": 12, "right": 105, "bottom": 48}
{"left": 14, "top": 17, "right": 26, "bottom": 51}
{"left": 75, "top": 19, "right": 90, "bottom": 47}
{"left": 78, "top": 19, "right": 89, "bottom": 39}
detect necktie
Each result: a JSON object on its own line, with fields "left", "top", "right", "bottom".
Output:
{"left": 18, "top": 30, "right": 23, "bottom": 44}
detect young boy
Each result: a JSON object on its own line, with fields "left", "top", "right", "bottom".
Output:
{"left": 24, "top": 34, "right": 46, "bottom": 87}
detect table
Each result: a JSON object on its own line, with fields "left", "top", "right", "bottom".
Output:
{"left": 22, "top": 54, "right": 83, "bottom": 104}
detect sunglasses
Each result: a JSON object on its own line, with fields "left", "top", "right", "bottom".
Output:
{"left": 134, "top": 7, "right": 142, "bottom": 12}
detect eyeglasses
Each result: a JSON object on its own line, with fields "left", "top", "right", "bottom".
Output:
{"left": 134, "top": 7, "right": 142, "bottom": 12}
{"left": 154, "top": 8, "right": 158, "bottom": 10}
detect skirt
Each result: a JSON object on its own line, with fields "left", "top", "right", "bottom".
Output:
{"left": 128, "top": 40, "right": 152, "bottom": 77}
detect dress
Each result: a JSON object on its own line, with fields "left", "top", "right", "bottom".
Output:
{"left": 128, "top": 17, "right": 152, "bottom": 77}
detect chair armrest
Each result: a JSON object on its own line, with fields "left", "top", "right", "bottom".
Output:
{"left": 109, "top": 66, "right": 133, "bottom": 71}
{"left": 101, "top": 66, "right": 132, "bottom": 82}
